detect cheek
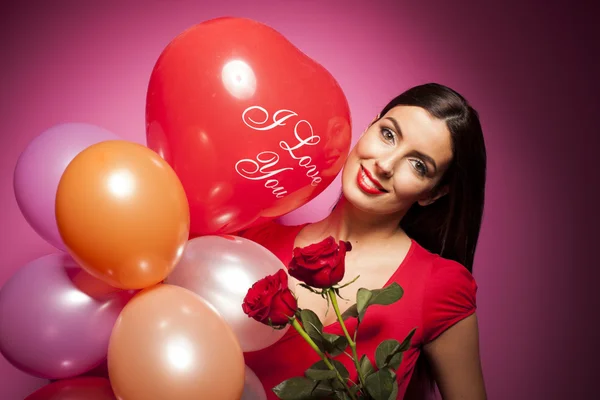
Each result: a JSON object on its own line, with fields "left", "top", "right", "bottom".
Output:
{"left": 341, "top": 154, "right": 358, "bottom": 195}
{"left": 354, "top": 136, "right": 380, "bottom": 159}
{"left": 391, "top": 169, "right": 433, "bottom": 200}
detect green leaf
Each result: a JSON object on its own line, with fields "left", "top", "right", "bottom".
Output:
{"left": 272, "top": 377, "right": 316, "bottom": 400}
{"left": 374, "top": 330, "right": 417, "bottom": 372}
{"left": 334, "top": 392, "right": 352, "bottom": 400}
{"left": 390, "top": 352, "right": 403, "bottom": 371}
{"left": 359, "top": 354, "right": 375, "bottom": 378}
{"left": 341, "top": 304, "right": 358, "bottom": 320}
{"left": 310, "top": 381, "right": 338, "bottom": 398}
{"left": 330, "top": 359, "right": 350, "bottom": 380}
{"left": 311, "top": 359, "right": 350, "bottom": 382}
{"left": 300, "top": 309, "right": 324, "bottom": 350}
{"left": 367, "top": 283, "right": 404, "bottom": 307}
{"left": 322, "top": 333, "right": 349, "bottom": 357}
{"left": 375, "top": 340, "right": 402, "bottom": 370}
{"left": 364, "top": 369, "right": 395, "bottom": 400}
{"left": 350, "top": 384, "right": 361, "bottom": 396}
{"left": 398, "top": 327, "right": 417, "bottom": 352}
{"left": 356, "top": 288, "right": 373, "bottom": 321}
{"left": 329, "top": 378, "right": 346, "bottom": 391}
{"left": 305, "top": 368, "right": 337, "bottom": 381}
{"left": 306, "top": 359, "right": 350, "bottom": 381}
{"left": 347, "top": 283, "right": 405, "bottom": 323}
{"left": 388, "top": 380, "right": 399, "bottom": 400}
{"left": 300, "top": 309, "right": 323, "bottom": 333}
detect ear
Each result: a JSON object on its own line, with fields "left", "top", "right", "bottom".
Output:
{"left": 418, "top": 185, "right": 449, "bottom": 206}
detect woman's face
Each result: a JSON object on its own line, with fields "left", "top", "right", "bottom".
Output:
{"left": 341, "top": 105, "right": 454, "bottom": 216}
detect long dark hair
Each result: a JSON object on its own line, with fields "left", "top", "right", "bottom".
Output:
{"left": 378, "top": 83, "right": 487, "bottom": 272}
{"left": 371, "top": 83, "right": 487, "bottom": 399}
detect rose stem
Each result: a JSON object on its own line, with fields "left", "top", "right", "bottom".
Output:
{"left": 328, "top": 289, "right": 367, "bottom": 389}
{"left": 291, "top": 318, "right": 357, "bottom": 400}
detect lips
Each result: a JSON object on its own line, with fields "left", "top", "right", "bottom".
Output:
{"left": 356, "top": 165, "right": 388, "bottom": 195}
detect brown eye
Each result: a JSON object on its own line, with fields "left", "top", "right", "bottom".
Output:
{"left": 410, "top": 159, "right": 428, "bottom": 176}
{"left": 380, "top": 127, "right": 395, "bottom": 142}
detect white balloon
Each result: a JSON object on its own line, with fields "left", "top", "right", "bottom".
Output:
{"left": 166, "top": 235, "right": 290, "bottom": 352}
{"left": 242, "top": 365, "right": 267, "bottom": 400}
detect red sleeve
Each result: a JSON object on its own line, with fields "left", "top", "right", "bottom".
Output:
{"left": 421, "top": 257, "right": 478, "bottom": 344}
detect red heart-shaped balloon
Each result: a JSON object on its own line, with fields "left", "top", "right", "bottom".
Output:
{"left": 25, "top": 377, "right": 116, "bottom": 400}
{"left": 146, "top": 17, "right": 351, "bottom": 236}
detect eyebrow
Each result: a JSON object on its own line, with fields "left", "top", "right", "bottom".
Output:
{"left": 384, "top": 116, "right": 438, "bottom": 173}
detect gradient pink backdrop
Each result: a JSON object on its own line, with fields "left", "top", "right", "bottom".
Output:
{"left": 1, "top": 1, "right": 596, "bottom": 399}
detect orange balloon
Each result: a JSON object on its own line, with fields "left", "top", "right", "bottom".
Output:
{"left": 107, "top": 284, "right": 245, "bottom": 400}
{"left": 56, "top": 140, "right": 190, "bottom": 289}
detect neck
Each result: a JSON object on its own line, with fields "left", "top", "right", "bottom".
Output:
{"left": 316, "top": 196, "right": 407, "bottom": 245}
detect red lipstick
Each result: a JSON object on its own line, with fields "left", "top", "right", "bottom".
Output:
{"left": 356, "top": 166, "right": 387, "bottom": 195}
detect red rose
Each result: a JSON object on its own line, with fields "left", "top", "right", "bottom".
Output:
{"left": 242, "top": 269, "right": 298, "bottom": 327}
{"left": 288, "top": 236, "right": 352, "bottom": 289}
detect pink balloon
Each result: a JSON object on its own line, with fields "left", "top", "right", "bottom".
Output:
{"left": 0, "top": 253, "right": 133, "bottom": 379}
{"left": 165, "top": 235, "right": 290, "bottom": 352}
{"left": 0, "top": 357, "right": 48, "bottom": 400}
{"left": 13, "top": 123, "right": 119, "bottom": 251}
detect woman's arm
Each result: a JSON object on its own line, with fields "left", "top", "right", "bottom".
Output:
{"left": 423, "top": 313, "right": 487, "bottom": 400}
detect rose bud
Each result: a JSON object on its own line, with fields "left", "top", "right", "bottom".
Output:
{"left": 288, "top": 236, "right": 352, "bottom": 289}
{"left": 242, "top": 269, "right": 298, "bottom": 327}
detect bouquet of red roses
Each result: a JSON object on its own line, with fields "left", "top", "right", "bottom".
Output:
{"left": 242, "top": 237, "right": 416, "bottom": 400}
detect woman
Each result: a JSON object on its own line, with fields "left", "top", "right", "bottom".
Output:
{"left": 242, "top": 82, "right": 487, "bottom": 399}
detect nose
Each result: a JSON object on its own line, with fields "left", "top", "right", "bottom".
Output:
{"left": 375, "top": 158, "right": 393, "bottom": 178}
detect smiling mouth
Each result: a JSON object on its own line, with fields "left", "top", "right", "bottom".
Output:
{"left": 357, "top": 166, "right": 388, "bottom": 194}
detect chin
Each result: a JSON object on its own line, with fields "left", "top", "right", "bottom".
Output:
{"left": 341, "top": 177, "right": 407, "bottom": 218}
{"left": 340, "top": 165, "right": 372, "bottom": 211}
{"left": 340, "top": 184, "right": 380, "bottom": 215}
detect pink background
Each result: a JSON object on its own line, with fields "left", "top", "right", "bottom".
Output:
{"left": 1, "top": 1, "right": 596, "bottom": 399}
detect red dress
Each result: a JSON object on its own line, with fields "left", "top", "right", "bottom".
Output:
{"left": 241, "top": 222, "right": 477, "bottom": 399}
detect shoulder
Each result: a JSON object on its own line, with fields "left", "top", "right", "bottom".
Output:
{"left": 429, "top": 256, "right": 477, "bottom": 295}
{"left": 421, "top": 255, "right": 478, "bottom": 344}
{"left": 407, "top": 241, "right": 476, "bottom": 292}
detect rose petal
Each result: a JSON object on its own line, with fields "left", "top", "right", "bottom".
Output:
{"left": 275, "top": 269, "right": 289, "bottom": 287}
{"left": 269, "top": 291, "right": 297, "bottom": 325}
